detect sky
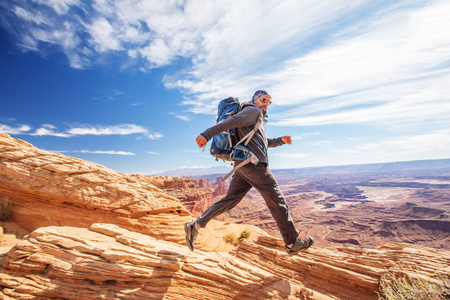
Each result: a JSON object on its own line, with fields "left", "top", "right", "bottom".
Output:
{"left": 0, "top": 0, "right": 449, "bottom": 175}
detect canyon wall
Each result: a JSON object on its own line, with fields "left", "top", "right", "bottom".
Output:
{"left": 0, "top": 132, "right": 193, "bottom": 245}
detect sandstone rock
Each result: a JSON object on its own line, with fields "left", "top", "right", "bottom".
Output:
{"left": 213, "top": 177, "right": 227, "bottom": 196}
{"left": 141, "top": 175, "right": 227, "bottom": 219}
{"left": 141, "top": 175, "right": 214, "bottom": 216}
{"left": 0, "top": 223, "right": 313, "bottom": 300}
{"left": 0, "top": 132, "right": 191, "bottom": 245}
{"left": 1, "top": 223, "right": 448, "bottom": 300}
{"left": 235, "top": 235, "right": 450, "bottom": 300}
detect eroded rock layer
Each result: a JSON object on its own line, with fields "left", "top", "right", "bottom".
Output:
{"left": 0, "top": 224, "right": 312, "bottom": 300}
{"left": 1, "top": 223, "right": 449, "bottom": 300}
{"left": 0, "top": 132, "right": 191, "bottom": 244}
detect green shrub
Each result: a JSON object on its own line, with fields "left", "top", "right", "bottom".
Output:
{"left": 377, "top": 268, "right": 450, "bottom": 300}
{"left": 223, "top": 232, "right": 238, "bottom": 246}
{"left": 239, "top": 230, "right": 251, "bottom": 240}
{"left": 0, "top": 197, "right": 13, "bottom": 221}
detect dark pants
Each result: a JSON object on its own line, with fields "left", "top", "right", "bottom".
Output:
{"left": 196, "top": 163, "right": 299, "bottom": 245}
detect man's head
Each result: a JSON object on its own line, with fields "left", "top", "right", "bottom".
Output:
{"left": 252, "top": 90, "right": 272, "bottom": 111}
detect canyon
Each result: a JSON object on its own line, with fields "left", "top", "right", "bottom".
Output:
{"left": 150, "top": 167, "right": 450, "bottom": 251}
{"left": 1, "top": 131, "right": 449, "bottom": 299}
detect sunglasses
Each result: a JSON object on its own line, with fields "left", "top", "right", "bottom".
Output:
{"left": 258, "top": 97, "right": 272, "bottom": 105}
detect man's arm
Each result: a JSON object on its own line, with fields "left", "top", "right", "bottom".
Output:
{"left": 197, "top": 105, "right": 260, "bottom": 146}
{"left": 268, "top": 135, "right": 292, "bottom": 148}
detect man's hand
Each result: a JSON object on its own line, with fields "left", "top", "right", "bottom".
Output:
{"left": 281, "top": 135, "right": 292, "bottom": 145}
{"left": 196, "top": 135, "right": 207, "bottom": 148}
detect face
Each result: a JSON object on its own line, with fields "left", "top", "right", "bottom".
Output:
{"left": 255, "top": 94, "right": 272, "bottom": 111}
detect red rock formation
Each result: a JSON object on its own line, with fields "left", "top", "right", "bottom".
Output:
{"left": 213, "top": 177, "right": 227, "bottom": 196}
{"left": 1, "top": 223, "right": 449, "bottom": 300}
{"left": 0, "top": 132, "right": 192, "bottom": 245}
{"left": 140, "top": 175, "right": 231, "bottom": 220}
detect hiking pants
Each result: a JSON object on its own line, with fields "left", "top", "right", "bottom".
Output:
{"left": 196, "top": 163, "right": 300, "bottom": 245}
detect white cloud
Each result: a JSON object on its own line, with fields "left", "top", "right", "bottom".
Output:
{"left": 139, "top": 39, "right": 173, "bottom": 68}
{"left": 67, "top": 124, "right": 163, "bottom": 140}
{"left": 0, "top": 124, "right": 32, "bottom": 135}
{"left": 175, "top": 115, "right": 190, "bottom": 121}
{"left": 86, "top": 18, "right": 122, "bottom": 53}
{"left": 271, "top": 76, "right": 450, "bottom": 130}
{"left": 2, "top": 122, "right": 161, "bottom": 140}
{"left": 291, "top": 132, "right": 320, "bottom": 140}
{"left": 179, "top": 165, "right": 211, "bottom": 170}
{"left": 31, "top": 124, "right": 71, "bottom": 137}
{"left": 148, "top": 132, "right": 163, "bottom": 140}
{"left": 14, "top": 6, "right": 47, "bottom": 25}
{"left": 74, "top": 150, "right": 135, "bottom": 155}
{"left": 272, "top": 152, "right": 309, "bottom": 159}
{"left": 267, "top": 1, "right": 450, "bottom": 130}
{"left": 147, "top": 151, "right": 160, "bottom": 155}
{"left": 339, "top": 129, "right": 450, "bottom": 161}
{"left": 32, "top": 0, "right": 81, "bottom": 15}
{"left": 308, "top": 141, "right": 333, "bottom": 146}
{"left": 67, "top": 124, "right": 147, "bottom": 135}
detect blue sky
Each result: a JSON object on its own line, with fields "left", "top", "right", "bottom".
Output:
{"left": 1, "top": 0, "right": 449, "bottom": 175}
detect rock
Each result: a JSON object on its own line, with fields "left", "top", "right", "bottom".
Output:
{"left": 213, "top": 177, "right": 227, "bottom": 196}
{"left": 234, "top": 235, "right": 450, "bottom": 300}
{"left": 141, "top": 175, "right": 229, "bottom": 220}
{"left": 141, "top": 175, "right": 215, "bottom": 217}
{"left": 1, "top": 223, "right": 449, "bottom": 300}
{"left": 0, "top": 132, "right": 191, "bottom": 245}
{"left": 0, "top": 223, "right": 312, "bottom": 300}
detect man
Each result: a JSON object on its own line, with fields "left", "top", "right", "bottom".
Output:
{"left": 185, "top": 90, "right": 314, "bottom": 256}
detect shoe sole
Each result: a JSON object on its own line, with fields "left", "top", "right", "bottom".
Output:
{"left": 184, "top": 223, "right": 195, "bottom": 251}
{"left": 287, "top": 237, "right": 314, "bottom": 256}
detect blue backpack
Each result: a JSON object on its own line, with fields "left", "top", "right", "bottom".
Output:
{"left": 210, "top": 97, "right": 263, "bottom": 180}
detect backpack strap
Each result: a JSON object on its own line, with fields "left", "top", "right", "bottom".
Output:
{"left": 238, "top": 113, "right": 263, "bottom": 147}
{"left": 234, "top": 104, "right": 264, "bottom": 147}
{"left": 222, "top": 151, "right": 259, "bottom": 181}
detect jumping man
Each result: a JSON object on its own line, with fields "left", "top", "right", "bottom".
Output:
{"left": 185, "top": 90, "right": 314, "bottom": 256}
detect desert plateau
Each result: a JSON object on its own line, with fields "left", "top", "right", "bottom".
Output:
{"left": 1, "top": 131, "right": 449, "bottom": 299}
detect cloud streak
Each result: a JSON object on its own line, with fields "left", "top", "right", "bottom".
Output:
{"left": 337, "top": 129, "right": 450, "bottom": 163}
{"left": 66, "top": 124, "right": 148, "bottom": 136}
{"left": 0, "top": 124, "right": 32, "bottom": 135}
{"left": 74, "top": 150, "right": 135, "bottom": 155}
{"left": 55, "top": 149, "right": 135, "bottom": 155}
{"left": 0, "top": 121, "right": 162, "bottom": 140}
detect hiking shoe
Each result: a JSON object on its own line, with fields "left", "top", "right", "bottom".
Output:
{"left": 184, "top": 221, "right": 199, "bottom": 251}
{"left": 285, "top": 237, "right": 314, "bottom": 256}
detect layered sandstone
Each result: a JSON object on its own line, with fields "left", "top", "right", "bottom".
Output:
{"left": 0, "top": 132, "right": 193, "bottom": 245}
{"left": 141, "top": 175, "right": 226, "bottom": 218}
{"left": 1, "top": 223, "right": 449, "bottom": 300}
{"left": 0, "top": 223, "right": 310, "bottom": 299}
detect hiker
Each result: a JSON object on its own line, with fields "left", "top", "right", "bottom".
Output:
{"left": 185, "top": 90, "right": 314, "bottom": 256}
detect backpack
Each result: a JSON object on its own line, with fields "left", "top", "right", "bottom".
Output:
{"left": 209, "top": 97, "right": 263, "bottom": 181}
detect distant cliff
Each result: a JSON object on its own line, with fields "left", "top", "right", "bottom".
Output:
{"left": 136, "top": 175, "right": 227, "bottom": 218}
